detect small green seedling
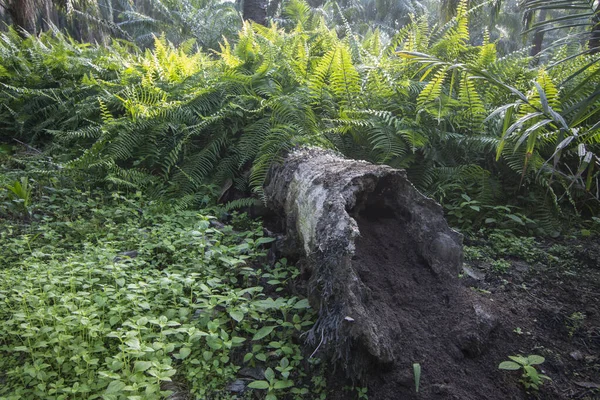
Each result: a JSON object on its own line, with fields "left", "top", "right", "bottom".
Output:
{"left": 5, "top": 177, "right": 33, "bottom": 213}
{"left": 356, "top": 386, "right": 368, "bottom": 399}
{"left": 498, "top": 354, "right": 551, "bottom": 391}
{"left": 248, "top": 366, "right": 294, "bottom": 400}
{"left": 413, "top": 363, "right": 421, "bottom": 393}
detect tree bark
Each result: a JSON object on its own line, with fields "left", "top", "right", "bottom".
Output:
{"left": 589, "top": 3, "right": 600, "bottom": 54}
{"left": 530, "top": 9, "right": 547, "bottom": 57}
{"left": 263, "top": 148, "right": 475, "bottom": 379}
{"left": 7, "top": 0, "right": 37, "bottom": 34}
{"left": 41, "top": 0, "right": 58, "bottom": 32}
{"left": 242, "top": 0, "right": 267, "bottom": 25}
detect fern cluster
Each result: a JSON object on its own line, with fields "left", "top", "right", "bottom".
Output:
{"left": 1, "top": 0, "right": 598, "bottom": 232}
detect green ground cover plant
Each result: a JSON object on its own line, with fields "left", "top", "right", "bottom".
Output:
{"left": 0, "top": 166, "right": 320, "bottom": 399}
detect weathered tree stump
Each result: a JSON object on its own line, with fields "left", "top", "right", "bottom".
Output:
{"left": 264, "top": 148, "right": 468, "bottom": 369}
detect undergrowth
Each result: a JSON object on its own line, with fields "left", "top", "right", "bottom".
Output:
{"left": 0, "top": 164, "right": 324, "bottom": 399}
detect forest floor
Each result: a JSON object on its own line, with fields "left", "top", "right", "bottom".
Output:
{"left": 458, "top": 234, "right": 600, "bottom": 400}
{"left": 323, "top": 216, "right": 600, "bottom": 400}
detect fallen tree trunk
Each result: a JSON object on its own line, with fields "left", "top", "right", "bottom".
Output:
{"left": 263, "top": 148, "right": 463, "bottom": 365}
{"left": 263, "top": 148, "right": 501, "bottom": 399}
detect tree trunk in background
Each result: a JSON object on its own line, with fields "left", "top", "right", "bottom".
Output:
{"left": 41, "top": 0, "right": 58, "bottom": 31}
{"left": 530, "top": 9, "right": 547, "bottom": 57}
{"left": 242, "top": 0, "right": 267, "bottom": 25}
{"left": 439, "top": 0, "right": 459, "bottom": 24}
{"left": 7, "top": 0, "right": 37, "bottom": 34}
{"left": 266, "top": 0, "right": 282, "bottom": 20}
{"left": 590, "top": 3, "right": 600, "bottom": 54}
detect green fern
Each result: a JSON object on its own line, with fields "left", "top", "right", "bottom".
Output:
{"left": 1, "top": 6, "right": 598, "bottom": 224}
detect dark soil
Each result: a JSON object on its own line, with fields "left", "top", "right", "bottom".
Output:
{"left": 328, "top": 213, "right": 600, "bottom": 399}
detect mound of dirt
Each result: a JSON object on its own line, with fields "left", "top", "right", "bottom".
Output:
{"left": 340, "top": 210, "right": 518, "bottom": 400}
{"left": 330, "top": 217, "right": 600, "bottom": 399}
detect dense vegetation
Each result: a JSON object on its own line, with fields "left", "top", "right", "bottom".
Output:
{"left": 0, "top": 160, "right": 324, "bottom": 399}
{"left": 1, "top": 0, "right": 599, "bottom": 398}
{"left": 1, "top": 0, "right": 599, "bottom": 235}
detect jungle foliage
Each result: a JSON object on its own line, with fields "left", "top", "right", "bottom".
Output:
{"left": 1, "top": 0, "right": 600, "bottom": 398}
{"left": 0, "top": 0, "right": 599, "bottom": 235}
{"left": 0, "top": 0, "right": 241, "bottom": 50}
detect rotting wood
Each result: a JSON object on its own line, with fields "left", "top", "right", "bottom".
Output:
{"left": 263, "top": 148, "right": 467, "bottom": 379}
